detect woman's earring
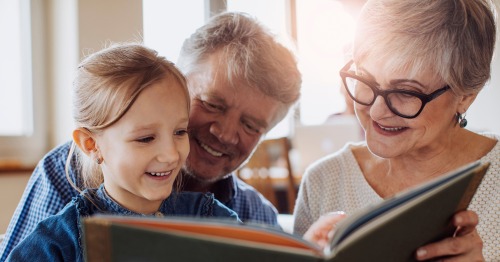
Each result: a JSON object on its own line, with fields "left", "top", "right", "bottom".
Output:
{"left": 457, "top": 112, "right": 468, "bottom": 128}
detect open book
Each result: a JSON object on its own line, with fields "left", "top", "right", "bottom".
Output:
{"left": 82, "top": 160, "right": 489, "bottom": 262}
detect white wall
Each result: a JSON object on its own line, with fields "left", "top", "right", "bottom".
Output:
{"left": 467, "top": 2, "right": 500, "bottom": 134}
{"left": 0, "top": 173, "right": 30, "bottom": 233}
{"left": 468, "top": 50, "right": 500, "bottom": 134}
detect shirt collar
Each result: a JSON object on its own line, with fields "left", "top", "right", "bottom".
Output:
{"left": 90, "top": 184, "right": 174, "bottom": 217}
{"left": 207, "top": 173, "right": 237, "bottom": 204}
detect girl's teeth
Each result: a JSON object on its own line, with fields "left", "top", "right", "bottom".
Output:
{"left": 149, "top": 172, "right": 168, "bottom": 177}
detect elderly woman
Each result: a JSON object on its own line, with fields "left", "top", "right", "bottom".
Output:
{"left": 294, "top": 0, "right": 499, "bottom": 261}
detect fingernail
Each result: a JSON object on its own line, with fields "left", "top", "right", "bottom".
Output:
{"left": 416, "top": 248, "right": 427, "bottom": 258}
{"left": 326, "top": 211, "right": 346, "bottom": 216}
{"left": 455, "top": 215, "right": 463, "bottom": 224}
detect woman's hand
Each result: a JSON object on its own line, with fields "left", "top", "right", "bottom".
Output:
{"left": 303, "top": 211, "right": 346, "bottom": 249}
{"left": 415, "top": 210, "right": 484, "bottom": 261}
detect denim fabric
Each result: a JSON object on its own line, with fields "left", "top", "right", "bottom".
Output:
{"left": 5, "top": 185, "right": 238, "bottom": 262}
{"left": 0, "top": 141, "right": 278, "bottom": 261}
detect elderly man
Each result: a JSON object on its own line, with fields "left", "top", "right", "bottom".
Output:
{"left": 0, "top": 12, "right": 301, "bottom": 260}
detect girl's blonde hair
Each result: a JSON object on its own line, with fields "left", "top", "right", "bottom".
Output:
{"left": 66, "top": 43, "right": 189, "bottom": 191}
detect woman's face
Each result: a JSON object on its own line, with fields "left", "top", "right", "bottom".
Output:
{"left": 353, "top": 58, "right": 465, "bottom": 159}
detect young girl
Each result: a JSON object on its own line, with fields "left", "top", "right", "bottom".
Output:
{"left": 6, "top": 43, "right": 238, "bottom": 261}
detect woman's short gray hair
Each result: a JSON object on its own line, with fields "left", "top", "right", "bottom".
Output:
{"left": 354, "top": 0, "right": 497, "bottom": 95}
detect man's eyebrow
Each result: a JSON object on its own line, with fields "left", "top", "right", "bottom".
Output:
{"left": 203, "top": 91, "right": 269, "bottom": 130}
{"left": 202, "top": 93, "right": 226, "bottom": 104}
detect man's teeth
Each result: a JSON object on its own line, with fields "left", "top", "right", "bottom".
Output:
{"left": 379, "top": 125, "right": 405, "bottom": 131}
{"left": 201, "top": 143, "right": 223, "bottom": 157}
{"left": 148, "top": 172, "right": 169, "bottom": 177}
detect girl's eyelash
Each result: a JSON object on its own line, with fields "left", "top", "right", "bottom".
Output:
{"left": 136, "top": 136, "right": 154, "bottom": 143}
{"left": 135, "top": 128, "right": 188, "bottom": 142}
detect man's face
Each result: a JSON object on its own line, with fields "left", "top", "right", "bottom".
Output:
{"left": 184, "top": 53, "right": 284, "bottom": 183}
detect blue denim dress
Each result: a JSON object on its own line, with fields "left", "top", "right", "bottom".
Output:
{"left": 5, "top": 185, "right": 238, "bottom": 262}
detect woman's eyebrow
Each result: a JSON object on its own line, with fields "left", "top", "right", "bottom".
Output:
{"left": 389, "top": 79, "right": 426, "bottom": 87}
{"left": 357, "top": 64, "right": 426, "bottom": 88}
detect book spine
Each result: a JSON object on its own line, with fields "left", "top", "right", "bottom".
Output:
{"left": 83, "top": 218, "right": 112, "bottom": 262}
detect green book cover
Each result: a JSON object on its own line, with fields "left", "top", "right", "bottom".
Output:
{"left": 83, "top": 160, "right": 489, "bottom": 262}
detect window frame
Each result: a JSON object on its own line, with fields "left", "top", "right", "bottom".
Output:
{"left": 0, "top": 0, "right": 47, "bottom": 167}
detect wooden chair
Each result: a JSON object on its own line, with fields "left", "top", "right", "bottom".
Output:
{"left": 237, "top": 137, "right": 297, "bottom": 214}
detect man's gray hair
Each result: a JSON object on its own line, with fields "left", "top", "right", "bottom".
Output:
{"left": 177, "top": 11, "right": 301, "bottom": 107}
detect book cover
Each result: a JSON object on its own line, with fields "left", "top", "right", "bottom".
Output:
{"left": 82, "top": 160, "right": 489, "bottom": 262}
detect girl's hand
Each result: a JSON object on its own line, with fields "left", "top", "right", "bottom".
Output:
{"left": 415, "top": 210, "right": 484, "bottom": 261}
{"left": 303, "top": 211, "right": 346, "bottom": 249}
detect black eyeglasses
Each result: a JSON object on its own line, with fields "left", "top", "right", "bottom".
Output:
{"left": 339, "top": 60, "right": 450, "bottom": 119}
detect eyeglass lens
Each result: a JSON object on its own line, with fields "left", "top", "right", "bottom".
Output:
{"left": 344, "top": 77, "right": 423, "bottom": 117}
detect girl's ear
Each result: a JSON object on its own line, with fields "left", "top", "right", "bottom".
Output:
{"left": 73, "top": 128, "right": 97, "bottom": 157}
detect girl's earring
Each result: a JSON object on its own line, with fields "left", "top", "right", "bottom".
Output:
{"left": 456, "top": 112, "right": 468, "bottom": 128}
{"left": 95, "top": 150, "right": 103, "bottom": 165}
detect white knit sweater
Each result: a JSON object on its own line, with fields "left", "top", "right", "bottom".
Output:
{"left": 294, "top": 134, "right": 499, "bottom": 261}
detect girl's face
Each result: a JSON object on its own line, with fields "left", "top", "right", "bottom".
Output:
{"left": 96, "top": 77, "right": 189, "bottom": 214}
{"left": 353, "top": 58, "right": 465, "bottom": 159}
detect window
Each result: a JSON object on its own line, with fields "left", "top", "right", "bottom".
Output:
{"left": 295, "top": 0, "right": 356, "bottom": 125}
{"left": 0, "top": 0, "right": 31, "bottom": 136}
{"left": 143, "top": 0, "right": 205, "bottom": 64}
{"left": 0, "top": 0, "right": 47, "bottom": 167}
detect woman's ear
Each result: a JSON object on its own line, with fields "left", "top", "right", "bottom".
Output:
{"left": 458, "top": 93, "right": 478, "bottom": 113}
{"left": 73, "top": 128, "right": 97, "bottom": 157}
